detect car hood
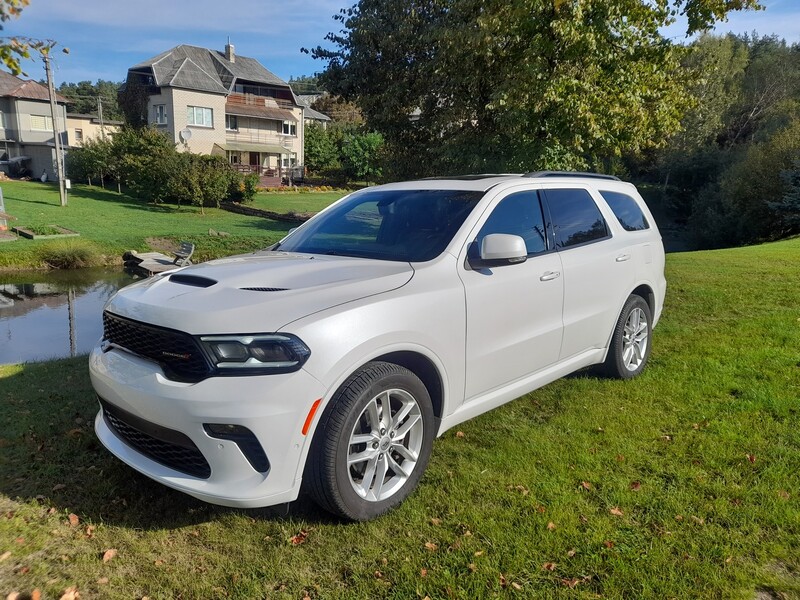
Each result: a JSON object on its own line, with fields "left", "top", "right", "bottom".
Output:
{"left": 105, "top": 252, "right": 414, "bottom": 334}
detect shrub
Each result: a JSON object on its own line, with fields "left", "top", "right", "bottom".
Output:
{"left": 36, "top": 239, "right": 100, "bottom": 269}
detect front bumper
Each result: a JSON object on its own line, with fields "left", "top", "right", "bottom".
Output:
{"left": 90, "top": 344, "right": 326, "bottom": 508}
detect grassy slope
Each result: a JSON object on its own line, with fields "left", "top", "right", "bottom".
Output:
{"left": 0, "top": 238, "right": 798, "bottom": 599}
{"left": 0, "top": 181, "right": 346, "bottom": 269}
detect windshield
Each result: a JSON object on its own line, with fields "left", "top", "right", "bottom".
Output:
{"left": 275, "top": 189, "right": 483, "bottom": 262}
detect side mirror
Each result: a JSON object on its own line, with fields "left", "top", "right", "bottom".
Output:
{"left": 469, "top": 233, "right": 527, "bottom": 268}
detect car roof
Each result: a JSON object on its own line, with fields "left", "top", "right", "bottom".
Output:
{"left": 370, "top": 172, "right": 625, "bottom": 193}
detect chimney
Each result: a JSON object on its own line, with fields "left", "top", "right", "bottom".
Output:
{"left": 225, "top": 37, "right": 235, "bottom": 63}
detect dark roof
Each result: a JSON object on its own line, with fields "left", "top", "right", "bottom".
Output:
{"left": 0, "top": 70, "right": 67, "bottom": 102}
{"left": 131, "top": 44, "right": 291, "bottom": 96}
{"left": 67, "top": 113, "right": 124, "bottom": 126}
{"left": 303, "top": 106, "right": 331, "bottom": 122}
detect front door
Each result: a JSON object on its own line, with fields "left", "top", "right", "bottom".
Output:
{"left": 460, "top": 189, "right": 564, "bottom": 400}
{"left": 249, "top": 152, "right": 261, "bottom": 173}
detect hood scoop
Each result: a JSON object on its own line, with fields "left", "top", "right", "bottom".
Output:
{"left": 169, "top": 274, "right": 217, "bottom": 288}
{"left": 240, "top": 287, "right": 289, "bottom": 292}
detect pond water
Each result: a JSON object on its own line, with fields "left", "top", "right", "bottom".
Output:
{"left": 0, "top": 268, "right": 135, "bottom": 365}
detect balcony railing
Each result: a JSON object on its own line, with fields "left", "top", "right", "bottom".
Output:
{"left": 226, "top": 93, "right": 295, "bottom": 111}
{"left": 226, "top": 130, "right": 298, "bottom": 148}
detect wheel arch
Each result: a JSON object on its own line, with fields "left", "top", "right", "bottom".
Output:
{"left": 371, "top": 350, "right": 445, "bottom": 434}
{"left": 631, "top": 283, "right": 655, "bottom": 316}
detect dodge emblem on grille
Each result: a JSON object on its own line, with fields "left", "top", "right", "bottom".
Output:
{"left": 161, "top": 351, "right": 191, "bottom": 360}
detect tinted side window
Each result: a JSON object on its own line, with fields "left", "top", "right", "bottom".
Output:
{"left": 600, "top": 190, "right": 650, "bottom": 231}
{"left": 546, "top": 188, "right": 609, "bottom": 249}
{"left": 474, "top": 191, "right": 547, "bottom": 256}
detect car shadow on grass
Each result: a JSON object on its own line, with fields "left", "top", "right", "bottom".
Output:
{"left": 0, "top": 357, "right": 341, "bottom": 529}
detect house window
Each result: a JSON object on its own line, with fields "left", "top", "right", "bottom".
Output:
{"left": 282, "top": 120, "right": 297, "bottom": 136}
{"left": 227, "top": 151, "right": 241, "bottom": 165}
{"left": 225, "top": 115, "right": 238, "bottom": 131}
{"left": 74, "top": 129, "right": 83, "bottom": 143}
{"left": 154, "top": 104, "right": 167, "bottom": 125}
{"left": 282, "top": 152, "right": 297, "bottom": 168}
{"left": 187, "top": 106, "right": 213, "bottom": 127}
{"left": 30, "top": 114, "right": 54, "bottom": 131}
{"left": 0, "top": 111, "right": 4, "bottom": 128}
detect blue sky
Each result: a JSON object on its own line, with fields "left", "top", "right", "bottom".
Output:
{"left": 5, "top": 0, "right": 800, "bottom": 87}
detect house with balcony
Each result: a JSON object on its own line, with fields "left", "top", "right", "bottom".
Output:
{"left": 126, "top": 43, "right": 303, "bottom": 184}
{"left": 0, "top": 70, "right": 68, "bottom": 180}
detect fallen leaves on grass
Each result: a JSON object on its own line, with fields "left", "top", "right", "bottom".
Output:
{"left": 499, "top": 574, "right": 508, "bottom": 588}
{"left": 52, "top": 484, "right": 66, "bottom": 492}
{"left": 420, "top": 568, "right": 428, "bottom": 577}
{"left": 562, "top": 578, "right": 581, "bottom": 589}
{"left": 630, "top": 481, "right": 641, "bottom": 491}
{"left": 691, "top": 516, "right": 705, "bottom": 526}
{"left": 5, "top": 591, "right": 42, "bottom": 600}
{"left": 0, "top": 551, "right": 10, "bottom": 561}
{"left": 289, "top": 530, "right": 309, "bottom": 546}
{"left": 609, "top": 507, "right": 624, "bottom": 517}
{"left": 67, "top": 514, "right": 79, "bottom": 527}
{"left": 59, "top": 588, "right": 79, "bottom": 600}
{"left": 429, "top": 517, "right": 441, "bottom": 526}
{"left": 455, "top": 431, "right": 465, "bottom": 439}
{"left": 508, "top": 484, "right": 529, "bottom": 495}
{"left": 424, "top": 542, "right": 438, "bottom": 551}
{"left": 101, "top": 549, "right": 117, "bottom": 563}
{"left": 604, "top": 540, "right": 615, "bottom": 548}
{"left": 96, "top": 578, "right": 108, "bottom": 585}
{"left": 779, "top": 491, "right": 790, "bottom": 500}
{"left": 468, "top": 563, "right": 477, "bottom": 573}
{"left": 746, "top": 454, "right": 756, "bottom": 463}
{"left": 542, "top": 562, "right": 557, "bottom": 571}
{"left": 546, "top": 522, "right": 556, "bottom": 531}
{"left": 580, "top": 481, "right": 592, "bottom": 490}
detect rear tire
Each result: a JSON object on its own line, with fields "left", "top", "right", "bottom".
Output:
{"left": 602, "top": 294, "right": 652, "bottom": 379}
{"left": 307, "top": 361, "right": 434, "bottom": 521}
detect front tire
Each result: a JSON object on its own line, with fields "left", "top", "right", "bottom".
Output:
{"left": 307, "top": 361, "right": 435, "bottom": 521}
{"left": 602, "top": 294, "right": 652, "bottom": 379}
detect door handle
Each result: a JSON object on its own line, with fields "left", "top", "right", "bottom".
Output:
{"left": 616, "top": 254, "right": 631, "bottom": 262}
{"left": 540, "top": 271, "right": 561, "bottom": 281}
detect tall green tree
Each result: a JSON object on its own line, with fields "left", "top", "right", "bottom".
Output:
{"left": 310, "top": 0, "right": 761, "bottom": 177}
{"left": 57, "top": 80, "right": 124, "bottom": 120}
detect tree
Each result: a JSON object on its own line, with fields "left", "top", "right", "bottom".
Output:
{"left": 304, "top": 122, "right": 339, "bottom": 174}
{"left": 341, "top": 130, "right": 384, "bottom": 183}
{"left": 58, "top": 80, "right": 124, "bottom": 121}
{"left": 310, "top": 0, "right": 762, "bottom": 178}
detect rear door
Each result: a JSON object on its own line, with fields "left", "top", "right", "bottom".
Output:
{"left": 460, "top": 188, "right": 564, "bottom": 400}
{"left": 541, "top": 186, "right": 635, "bottom": 360}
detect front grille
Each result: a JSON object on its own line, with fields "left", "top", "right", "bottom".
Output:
{"left": 103, "top": 312, "right": 211, "bottom": 382}
{"left": 100, "top": 398, "right": 211, "bottom": 479}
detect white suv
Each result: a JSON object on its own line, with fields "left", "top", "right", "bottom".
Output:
{"left": 90, "top": 172, "right": 666, "bottom": 520}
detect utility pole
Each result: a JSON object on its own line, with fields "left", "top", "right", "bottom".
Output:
{"left": 43, "top": 52, "right": 67, "bottom": 207}
{"left": 97, "top": 97, "right": 106, "bottom": 141}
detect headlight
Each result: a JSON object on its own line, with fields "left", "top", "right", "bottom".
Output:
{"left": 199, "top": 334, "right": 310, "bottom": 375}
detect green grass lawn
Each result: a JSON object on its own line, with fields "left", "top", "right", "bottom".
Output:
{"left": 0, "top": 181, "right": 345, "bottom": 269}
{"left": 1, "top": 237, "right": 799, "bottom": 599}
{"left": 249, "top": 190, "right": 348, "bottom": 215}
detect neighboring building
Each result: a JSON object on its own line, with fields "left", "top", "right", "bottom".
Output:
{"left": 0, "top": 70, "right": 68, "bottom": 180}
{"left": 66, "top": 113, "right": 122, "bottom": 146}
{"left": 126, "top": 42, "right": 304, "bottom": 179}
{"left": 300, "top": 102, "right": 331, "bottom": 130}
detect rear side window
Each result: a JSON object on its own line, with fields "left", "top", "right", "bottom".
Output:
{"left": 545, "top": 188, "right": 609, "bottom": 249}
{"left": 600, "top": 190, "right": 650, "bottom": 231}
{"left": 473, "top": 191, "right": 547, "bottom": 256}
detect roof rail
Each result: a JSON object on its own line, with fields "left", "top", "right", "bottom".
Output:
{"left": 522, "top": 171, "right": 620, "bottom": 181}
